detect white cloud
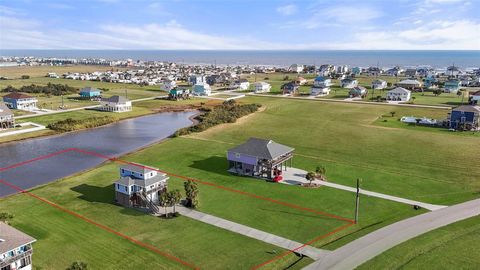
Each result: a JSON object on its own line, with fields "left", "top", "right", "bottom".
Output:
{"left": 276, "top": 4, "right": 298, "bottom": 16}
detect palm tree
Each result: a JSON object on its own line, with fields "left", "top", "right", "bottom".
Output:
{"left": 305, "top": 172, "right": 316, "bottom": 185}
{"left": 171, "top": 189, "right": 182, "bottom": 214}
{"left": 0, "top": 212, "right": 14, "bottom": 224}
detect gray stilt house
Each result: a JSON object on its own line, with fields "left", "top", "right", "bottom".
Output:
{"left": 227, "top": 138, "right": 294, "bottom": 180}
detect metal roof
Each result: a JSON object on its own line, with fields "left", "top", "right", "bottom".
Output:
{"left": 228, "top": 137, "right": 294, "bottom": 160}
{"left": 0, "top": 222, "right": 36, "bottom": 254}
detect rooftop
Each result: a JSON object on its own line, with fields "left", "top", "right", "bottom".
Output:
{"left": 0, "top": 222, "right": 36, "bottom": 254}
{"left": 228, "top": 137, "right": 294, "bottom": 160}
{"left": 3, "top": 92, "right": 35, "bottom": 100}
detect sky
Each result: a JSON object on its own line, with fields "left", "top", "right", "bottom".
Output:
{"left": 0, "top": 0, "right": 479, "bottom": 50}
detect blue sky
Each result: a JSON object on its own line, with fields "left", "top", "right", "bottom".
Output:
{"left": 0, "top": 0, "right": 479, "bottom": 50}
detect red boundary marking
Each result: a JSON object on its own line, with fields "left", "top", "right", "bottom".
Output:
{"left": 0, "top": 148, "right": 356, "bottom": 269}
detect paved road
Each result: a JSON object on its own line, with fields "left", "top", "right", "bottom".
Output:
{"left": 177, "top": 205, "right": 330, "bottom": 260}
{"left": 303, "top": 198, "right": 480, "bottom": 270}
{"left": 281, "top": 168, "right": 446, "bottom": 211}
{"left": 249, "top": 93, "right": 452, "bottom": 110}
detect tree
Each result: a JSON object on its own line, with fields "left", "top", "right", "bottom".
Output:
{"left": 184, "top": 180, "right": 199, "bottom": 208}
{"left": 159, "top": 191, "right": 170, "bottom": 217}
{"left": 65, "top": 261, "right": 88, "bottom": 270}
{"left": 305, "top": 171, "right": 316, "bottom": 185}
{"left": 390, "top": 111, "right": 396, "bottom": 117}
{"left": 170, "top": 189, "right": 182, "bottom": 214}
{"left": 411, "top": 96, "right": 416, "bottom": 103}
{"left": 21, "top": 75, "right": 30, "bottom": 79}
{"left": 433, "top": 89, "right": 442, "bottom": 96}
{"left": 0, "top": 212, "right": 14, "bottom": 224}
{"left": 315, "top": 166, "right": 326, "bottom": 180}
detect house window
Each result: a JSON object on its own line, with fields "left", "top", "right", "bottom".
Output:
{"left": 121, "top": 169, "right": 124, "bottom": 174}
{"left": 235, "top": 153, "right": 241, "bottom": 158}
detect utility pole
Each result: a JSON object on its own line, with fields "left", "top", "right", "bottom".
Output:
{"left": 355, "top": 178, "right": 361, "bottom": 224}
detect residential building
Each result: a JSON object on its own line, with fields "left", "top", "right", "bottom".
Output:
{"left": 424, "top": 76, "right": 439, "bottom": 89}
{"left": 371, "top": 79, "right": 387, "bottom": 90}
{"left": 405, "top": 68, "right": 418, "bottom": 77}
{"left": 0, "top": 222, "right": 36, "bottom": 270}
{"left": 168, "top": 88, "right": 190, "bottom": 100}
{"left": 295, "top": 77, "right": 307, "bottom": 85}
{"left": 99, "top": 95, "right": 132, "bottom": 112}
{"left": 396, "top": 79, "right": 422, "bottom": 90}
{"left": 386, "top": 87, "right": 411, "bottom": 102}
{"left": 192, "top": 82, "right": 212, "bottom": 96}
{"left": 385, "top": 66, "right": 402, "bottom": 76}
{"left": 2, "top": 93, "right": 38, "bottom": 111}
{"left": 254, "top": 82, "right": 271, "bottom": 93}
{"left": 0, "top": 103, "right": 15, "bottom": 130}
{"left": 444, "top": 79, "right": 461, "bottom": 93}
{"left": 367, "top": 67, "right": 381, "bottom": 77}
{"left": 446, "top": 65, "right": 461, "bottom": 77}
{"left": 351, "top": 67, "right": 361, "bottom": 75}
{"left": 469, "top": 90, "right": 480, "bottom": 105}
{"left": 311, "top": 76, "right": 332, "bottom": 96}
{"left": 448, "top": 105, "right": 480, "bottom": 131}
{"left": 188, "top": 75, "right": 206, "bottom": 85}
{"left": 340, "top": 78, "right": 358, "bottom": 89}
{"left": 114, "top": 163, "right": 169, "bottom": 208}
{"left": 289, "top": 64, "right": 304, "bottom": 73}
{"left": 79, "top": 87, "right": 101, "bottom": 98}
{"left": 281, "top": 82, "right": 299, "bottom": 95}
{"left": 230, "top": 79, "right": 250, "bottom": 90}
{"left": 349, "top": 86, "right": 368, "bottom": 98}
{"left": 161, "top": 80, "right": 177, "bottom": 91}
{"left": 227, "top": 137, "right": 294, "bottom": 180}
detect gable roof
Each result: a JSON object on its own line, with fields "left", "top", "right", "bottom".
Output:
{"left": 471, "top": 90, "right": 480, "bottom": 96}
{"left": 228, "top": 137, "right": 294, "bottom": 160}
{"left": 452, "top": 105, "right": 480, "bottom": 113}
{"left": 398, "top": 79, "right": 421, "bottom": 85}
{"left": 121, "top": 163, "right": 158, "bottom": 175}
{"left": 0, "top": 222, "right": 36, "bottom": 254}
{"left": 388, "top": 87, "right": 411, "bottom": 94}
{"left": 0, "top": 102, "right": 13, "bottom": 117}
{"left": 3, "top": 92, "right": 34, "bottom": 100}
{"left": 115, "top": 173, "right": 169, "bottom": 187}
{"left": 101, "top": 95, "right": 129, "bottom": 103}
{"left": 80, "top": 87, "right": 100, "bottom": 93}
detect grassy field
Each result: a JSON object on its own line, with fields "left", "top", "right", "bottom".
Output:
{"left": 0, "top": 95, "right": 478, "bottom": 269}
{"left": 0, "top": 65, "right": 128, "bottom": 79}
{"left": 358, "top": 216, "right": 480, "bottom": 270}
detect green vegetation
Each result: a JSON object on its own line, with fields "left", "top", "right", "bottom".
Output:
{"left": 47, "top": 116, "right": 116, "bottom": 132}
{"left": 358, "top": 216, "right": 480, "bottom": 270}
{"left": 174, "top": 100, "right": 260, "bottom": 136}
{"left": 2, "top": 83, "right": 78, "bottom": 96}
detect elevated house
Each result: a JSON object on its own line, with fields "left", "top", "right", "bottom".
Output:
{"left": 206, "top": 74, "right": 227, "bottom": 86}
{"left": 0, "top": 222, "right": 36, "bottom": 270}
{"left": 168, "top": 88, "right": 190, "bottom": 100}
{"left": 446, "top": 65, "right": 461, "bottom": 77}
{"left": 349, "top": 86, "right": 368, "bottom": 98}
{"left": 351, "top": 67, "right": 361, "bottom": 75}
{"left": 79, "top": 87, "right": 101, "bottom": 99}
{"left": 254, "top": 82, "right": 271, "bottom": 93}
{"left": 469, "top": 90, "right": 480, "bottom": 105}
{"left": 188, "top": 75, "right": 206, "bottom": 85}
{"left": 386, "top": 87, "right": 411, "bottom": 102}
{"left": 289, "top": 64, "right": 304, "bottom": 73}
{"left": 192, "top": 82, "right": 212, "bottom": 96}
{"left": 311, "top": 76, "right": 332, "bottom": 96}
{"left": 424, "top": 76, "right": 439, "bottom": 89}
{"left": 396, "top": 79, "right": 422, "bottom": 90}
{"left": 2, "top": 93, "right": 38, "bottom": 111}
{"left": 161, "top": 80, "right": 177, "bottom": 92}
{"left": 405, "top": 68, "right": 418, "bottom": 78}
{"left": 99, "top": 95, "right": 132, "bottom": 112}
{"left": 340, "top": 78, "right": 358, "bottom": 89}
{"left": 0, "top": 103, "right": 15, "bottom": 130}
{"left": 367, "top": 67, "right": 381, "bottom": 77}
{"left": 227, "top": 138, "right": 294, "bottom": 180}
{"left": 230, "top": 79, "right": 250, "bottom": 90}
{"left": 114, "top": 163, "right": 169, "bottom": 210}
{"left": 385, "top": 66, "right": 402, "bottom": 76}
{"left": 443, "top": 79, "right": 461, "bottom": 93}
{"left": 448, "top": 105, "right": 480, "bottom": 131}
{"left": 295, "top": 77, "right": 307, "bottom": 85}
{"left": 371, "top": 79, "right": 387, "bottom": 90}
{"left": 281, "top": 82, "right": 299, "bottom": 95}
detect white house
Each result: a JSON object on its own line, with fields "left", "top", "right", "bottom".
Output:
{"left": 387, "top": 87, "right": 411, "bottom": 102}
{"left": 230, "top": 79, "right": 250, "bottom": 90}
{"left": 161, "top": 80, "right": 177, "bottom": 91}
{"left": 254, "top": 82, "right": 271, "bottom": 93}
{"left": 311, "top": 76, "right": 332, "bottom": 96}
{"left": 371, "top": 79, "right": 387, "bottom": 90}
{"left": 396, "top": 79, "right": 422, "bottom": 90}
{"left": 0, "top": 222, "right": 36, "bottom": 270}
{"left": 289, "top": 64, "right": 304, "bottom": 73}
{"left": 340, "top": 78, "right": 358, "bottom": 89}
{"left": 99, "top": 95, "right": 132, "bottom": 112}
{"left": 2, "top": 93, "right": 38, "bottom": 111}
{"left": 192, "top": 82, "right": 212, "bottom": 96}
{"left": 295, "top": 77, "right": 307, "bottom": 85}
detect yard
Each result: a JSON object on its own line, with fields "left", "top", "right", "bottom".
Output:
{"left": 0, "top": 95, "right": 478, "bottom": 269}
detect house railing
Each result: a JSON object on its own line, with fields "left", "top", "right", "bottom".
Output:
{"left": 0, "top": 249, "right": 33, "bottom": 268}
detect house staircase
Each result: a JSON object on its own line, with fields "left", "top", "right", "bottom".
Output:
{"left": 138, "top": 191, "right": 160, "bottom": 215}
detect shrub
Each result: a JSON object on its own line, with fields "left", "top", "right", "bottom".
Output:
{"left": 2, "top": 83, "right": 77, "bottom": 96}
{"left": 47, "top": 116, "right": 115, "bottom": 132}
{"left": 21, "top": 75, "right": 30, "bottom": 79}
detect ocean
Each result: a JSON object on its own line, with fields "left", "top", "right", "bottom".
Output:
{"left": 1, "top": 50, "right": 479, "bottom": 68}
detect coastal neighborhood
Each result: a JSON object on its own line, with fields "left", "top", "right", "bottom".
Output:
{"left": 0, "top": 1, "right": 479, "bottom": 270}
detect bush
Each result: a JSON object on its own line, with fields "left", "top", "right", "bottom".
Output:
{"left": 174, "top": 101, "right": 260, "bottom": 137}
{"left": 2, "top": 83, "right": 77, "bottom": 96}
{"left": 21, "top": 75, "right": 30, "bottom": 79}
{"left": 47, "top": 116, "right": 115, "bottom": 132}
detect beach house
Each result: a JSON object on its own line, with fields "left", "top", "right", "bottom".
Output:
{"left": 448, "top": 105, "right": 480, "bottom": 131}
{"left": 351, "top": 67, "right": 361, "bottom": 75}
{"left": 114, "top": 163, "right": 169, "bottom": 208}
{"left": 0, "top": 103, "right": 15, "bottom": 130}
{"left": 161, "top": 80, "right": 177, "bottom": 91}
{"left": 386, "top": 87, "right": 411, "bottom": 102}
{"left": 469, "top": 90, "right": 480, "bottom": 105}
{"left": 2, "top": 93, "right": 38, "bottom": 111}
{"left": 396, "top": 79, "right": 422, "bottom": 90}
{"left": 230, "top": 79, "right": 250, "bottom": 90}
{"left": 446, "top": 65, "right": 461, "bottom": 77}
{"left": 227, "top": 137, "right": 294, "bottom": 180}
{"left": 367, "top": 67, "right": 381, "bottom": 77}
{"left": 192, "top": 82, "right": 212, "bottom": 96}
{"left": 79, "top": 87, "right": 101, "bottom": 99}
{"left": 188, "top": 75, "right": 206, "bottom": 85}
{"left": 295, "top": 77, "right": 307, "bottom": 85}
{"left": 99, "top": 95, "right": 132, "bottom": 112}
{"left": 371, "top": 79, "right": 387, "bottom": 90}
{"left": 444, "top": 79, "right": 461, "bottom": 93}
{"left": 349, "top": 86, "right": 368, "bottom": 98}
{"left": 311, "top": 76, "right": 332, "bottom": 96}
{"left": 341, "top": 78, "right": 358, "bottom": 89}
{"left": 0, "top": 222, "right": 36, "bottom": 270}
{"left": 254, "top": 82, "right": 271, "bottom": 93}
{"left": 424, "top": 76, "right": 439, "bottom": 89}
{"left": 281, "top": 82, "right": 299, "bottom": 95}
{"left": 289, "top": 64, "right": 304, "bottom": 73}
{"left": 169, "top": 88, "right": 190, "bottom": 100}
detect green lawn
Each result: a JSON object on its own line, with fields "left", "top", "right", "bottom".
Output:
{"left": 357, "top": 216, "right": 480, "bottom": 270}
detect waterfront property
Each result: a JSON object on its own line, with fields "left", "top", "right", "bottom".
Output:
{"left": 311, "top": 76, "right": 332, "bottom": 96}
{"left": 396, "top": 79, "right": 422, "bottom": 90}
{"left": 254, "top": 82, "right": 271, "bottom": 93}
{"left": 424, "top": 76, "right": 439, "bottom": 89}
{"left": 443, "top": 79, "right": 461, "bottom": 93}
{"left": 448, "top": 105, "right": 480, "bottom": 131}
{"left": 0, "top": 222, "right": 36, "bottom": 270}
{"left": 0, "top": 103, "right": 15, "bottom": 130}
{"left": 349, "top": 86, "right": 368, "bottom": 98}
{"left": 79, "top": 87, "right": 101, "bottom": 99}
{"left": 161, "top": 80, "right": 177, "bottom": 92}
{"left": 114, "top": 163, "right": 169, "bottom": 208}
{"left": 227, "top": 137, "right": 294, "bottom": 180}
{"left": 168, "top": 88, "right": 190, "bottom": 100}
{"left": 99, "top": 95, "right": 132, "bottom": 112}
{"left": 281, "top": 82, "right": 299, "bottom": 95}
{"left": 340, "top": 78, "right": 358, "bottom": 89}
{"left": 371, "top": 79, "right": 387, "bottom": 90}
{"left": 230, "top": 79, "right": 250, "bottom": 90}
{"left": 192, "top": 82, "right": 212, "bottom": 96}
{"left": 387, "top": 87, "right": 411, "bottom": 102}
{"left": 188, "top": 75, "right": 207, "bottom": 85}
{"left": 2, "top": 92, "right": 38, "bottom": 111}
